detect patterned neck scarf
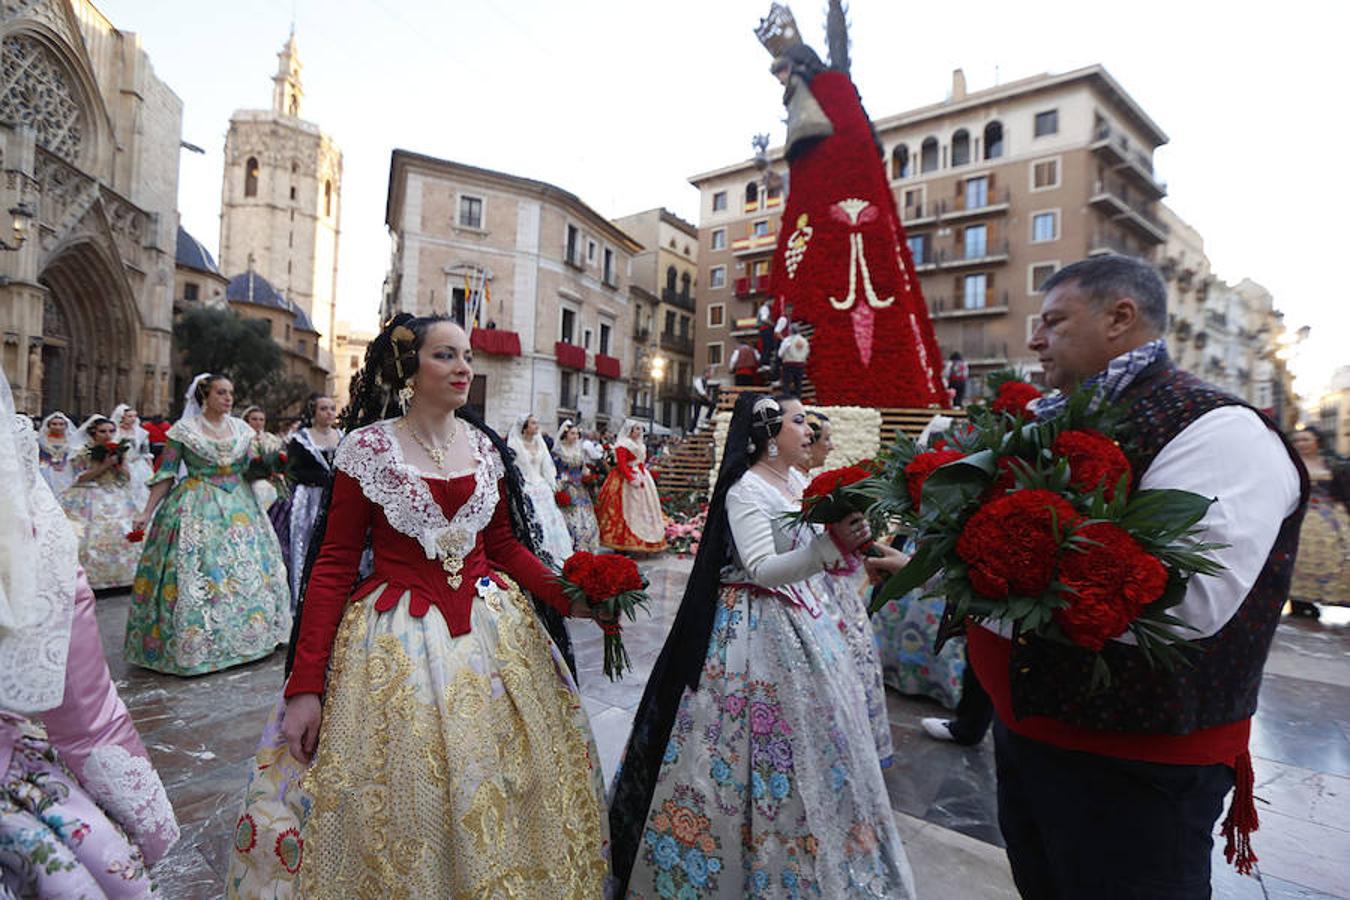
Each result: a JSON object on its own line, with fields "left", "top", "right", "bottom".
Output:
{"left": 1034, "top": 338, "right": 1168, "bottom": 420}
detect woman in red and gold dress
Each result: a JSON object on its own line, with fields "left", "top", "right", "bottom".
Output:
{"left": 596, "top": 419, "right": 667, "bottom": 554}
{"left": 226, "top": 315, "right": 609, "bottom": 898}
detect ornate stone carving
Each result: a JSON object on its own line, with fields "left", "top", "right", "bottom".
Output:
{"left": 0, "top": 34, "right": 85, "bottom": 164}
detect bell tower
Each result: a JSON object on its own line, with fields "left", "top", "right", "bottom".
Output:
{"left": 272, "top": 28, "right": 303, "bottom": 118}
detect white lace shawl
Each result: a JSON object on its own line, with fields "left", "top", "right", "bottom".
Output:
{"left": 335, "top": 419, "right": 505, "bottom": 564}
{"left": 167, "top": 415, "right": 254, "bottom": 465}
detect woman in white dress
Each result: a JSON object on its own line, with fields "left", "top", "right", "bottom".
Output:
{"left": 59, "top": 417, "right": 141, "bottom": 590}
{"left": 609, "top": 394, "right": 914, "bottom": 897}
{"left": 110, "top": 404, "right": 153, "bottom": 510}
{"left": 507, "top": 414, "right": 574, "bottom": 566}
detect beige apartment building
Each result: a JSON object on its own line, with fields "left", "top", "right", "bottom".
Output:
{"left": 690, "top": 65, "right": 1169, "bottom": 397}
{"left": 610, "top": 208, "right": 698, "bottom": 431}
{"left": 383, "top": 150, "right": 639, "bottom": 434}
{"left": 331, "top": 320, "right": 374, "bottom": 410}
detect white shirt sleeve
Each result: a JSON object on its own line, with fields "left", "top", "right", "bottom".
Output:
{"left": 1133, "top": 406, "right": 1301, "bottom": 640}
{"left": 726, "top": 481, "right": 844, "bottom": 588}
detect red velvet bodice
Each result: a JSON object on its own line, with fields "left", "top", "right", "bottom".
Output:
{"left": 285, "top": 469, "right": 570, "bottom": 697}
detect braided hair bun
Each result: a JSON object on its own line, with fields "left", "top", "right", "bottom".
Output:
{"left": 341, "top": 313, "right": 450, "bottom": 432}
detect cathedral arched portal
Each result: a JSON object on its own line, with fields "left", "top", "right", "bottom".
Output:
{"left": 38, "top": 239, "right": 139, "bottom": 419}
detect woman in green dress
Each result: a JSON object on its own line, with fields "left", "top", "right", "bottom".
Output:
{"left": 123, "top": 373, "right": 292, "bottom": 675}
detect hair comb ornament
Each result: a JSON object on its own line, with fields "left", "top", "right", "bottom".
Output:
{"left": 755, "top": 4, "right": 802, "bottom": 58}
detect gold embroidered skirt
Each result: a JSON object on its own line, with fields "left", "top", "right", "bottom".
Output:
{"left": 226, "top": 578, "right": 609, "bottom": 899}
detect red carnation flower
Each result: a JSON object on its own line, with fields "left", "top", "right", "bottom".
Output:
{"left": 982, "top": 455, "right": 1022, "bottom": 501}
{"left": 956, "top": 489, "right": 1081, "bottom": 599}
{"left": 804, "top": 465, "right": 873, "bottom": 499}
{"left": 991, "top": 381, "right": 1043, "bottom": 418}
{"left": 554, "top": 489, "right": 572, "bottom": 508}
{"left": 1051, "top": 429, "right": 1132, "bottom": 501}
{"left": 563, "top": 551, "right": 642, "bottom": 601}
{"left": 1054, "top": 522, "right": 1168, "bottom": 650}
{"left": 125, "top": 529, "right": 145, "bottom": 543}
{"left": 902, "top": 449, "right": 967, "bottom": 510}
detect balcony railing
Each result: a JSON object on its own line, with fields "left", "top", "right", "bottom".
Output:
{"left": 630, "top": 404, "right": 654, "bottom": 419}
{"left": 731, "top": 232, "right": 778, "bottom": 254}
{"left": 660, "top": 331, "right": 695, "bottom": 355}
{"left": 936, "top": 187, "right": 1012, "bottom": 218}
{"left": 901, "top": 201, "right": 936, "bottom": 224}
{"left": 1088, "top": 230, "right": 1135, "bottom": 257}
{"left": 949, "top": 339, "right": 1009, "bottom": 363}
{"left": 632, "top": 324, "right": 651, "bottom": 342}
{"left": 927, "top": 290, "right": 1011, "bottom": 318}
{"left": 661, "top": 287, "right": 697, "bottom": 312}
{"left": 1091, "top": 123, "right": 1167, "bottom": 197}
{"left": 1090, "top": 181, "right": 1167, "bottom": 243}
{"left": 734, "top": 274, "right": 771, "bottom": 298}
{"left": 938, "top": 241, "right": 1011, "bottom": 268}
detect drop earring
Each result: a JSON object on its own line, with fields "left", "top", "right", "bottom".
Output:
{"left": 398, "top": 380, "right": 415, "bottom": 412}
{"left": 767, "top": 438, "right": 779, "bottom": 459}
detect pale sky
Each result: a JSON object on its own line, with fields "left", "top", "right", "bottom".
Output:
{"left": 98, "top": 0, "right": 1347, "bottom": 399}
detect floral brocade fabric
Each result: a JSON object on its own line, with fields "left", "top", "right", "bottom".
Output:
{"left": 626, "top": 583, "right": 914, "bottom": 898}
{"left": 226, "top": 580, "right": 608, "bottom": 899}
{"left": 1290, "top": 476, "right": 1350, "bottom": 606}
{"left": 123, "top": 418, "right": 291, "bottom": 676}
{"left": 58, "top": 458, "right": 140, "bottom": 590}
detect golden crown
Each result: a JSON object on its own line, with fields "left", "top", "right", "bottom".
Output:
{"left": 755, "top": 4, "right": 803, "bottom": 58}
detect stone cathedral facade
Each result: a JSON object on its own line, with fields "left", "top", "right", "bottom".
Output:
{"left": 218, "top": 31, "right": 342, "bottom": 373}
{"left": 0, "top": 0, "right": 182, "bottom": 418}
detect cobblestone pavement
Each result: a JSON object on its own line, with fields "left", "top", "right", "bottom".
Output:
{"left": 94, "top": 555, "right": 1349, "bottom": 898}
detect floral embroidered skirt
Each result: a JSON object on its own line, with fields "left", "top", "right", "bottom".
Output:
{"left": 59, "top": 479, "right": 141, "bottom": 590}
{"left": 225, "top": 579, "right": 609, "bottom": 899}
{"left": 522, "top": 478, "right": 575, "bottom": 567}
{"left": 1290, "top": 486, "right": 1350, "bottom": 606}
{"left": 123, "top": 476, "right": 292, "bottom": 676}
{"left": 560, "top": 481, "right": 601, "bottom": 553}
{"left": 823, "top": 570, "right": 896, "bottom": 767}
{"left": 0, "top": 719, "right": 155, "bottom": 899}
{"left": 872, "top": 585, "right": 965, "bottom": 711}
{"left": 625, "top": 584, "right": 914, "bottom": 899}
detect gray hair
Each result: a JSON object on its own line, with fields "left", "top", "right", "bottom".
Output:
{"left": 1040, "top": 255, "right": 1167, "bottom": 333}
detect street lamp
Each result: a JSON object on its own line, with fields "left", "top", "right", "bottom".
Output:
{"left": 0, "top": 202, "right": 35, "bottom": 251}
{"left": 649, "top": 352, "right": 667, "bottom": 432}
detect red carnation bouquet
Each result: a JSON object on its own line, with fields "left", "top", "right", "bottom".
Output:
{"left": 787, "top": 461, "right": 882, "bottom": 526}
{"left": 555, "top": 488, "right": 573, "bottom": 508}
{"left": 89, "top": 439, "right": 131, "bottom": 463}
{"left": 869, "top": 376, "right": 1225, "bottom": 688}
{"left": 987, "top": 369, "right": 1044, "bottom": 419}
{"left": 556, "top": 551, "right": 651, "bottom": 681}
{"left": 125, "top": 528, "right": 146, "bottom": 543}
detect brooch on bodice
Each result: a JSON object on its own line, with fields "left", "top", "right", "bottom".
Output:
{"left": 435, "top": 527, "right": 472, "bottom": 590}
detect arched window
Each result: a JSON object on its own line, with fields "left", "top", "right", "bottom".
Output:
{"left": 951, "top": 130, "right": 971, "bottom": 167}
{"left": 984, "top": 121, "right": 1004, "bottom": 159}
{"left": 244, "top": 157, "right": 259, "bottom": 198}
{"left": 745, "top": 182, "right": 759, "bottom": 204}
{"left": 324, "top": 181, "right": 333, "bottom": 217}
{"left": 680, "top": 271, "right": 692, "bottom": 299}
{"left": 891, "top": 145, "right": 910, "bottom": 179}
{"left": 666, "top": 265, "right": 678, "bottom": 293}
{"left": 920, "top": 137, "right": 939, "bottom": 173}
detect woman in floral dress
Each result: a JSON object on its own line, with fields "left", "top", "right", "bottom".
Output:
{"left": 226, "top": 316, "right": 608, "bottom": 898}
{"left": 122, "top": 374, "right": 291, "bottom": 675}
{"left": 1, "top": 368, "right": 179, "bottom": 898}
{"left": 609, "top": 393, "right": 914, "bottom": 898}
{"left": 554, "top": 419, "right": 600, "bottom": 551}
{"left": 36, "top": 412, "right": 76, "bottom": 496}
{"left": 1288, "top": 425, "right": 1350, "bottom": 618}
{"left": 59, "top": 417, "right": 141, "bottom": 590}
{"left": 800, "top": 410, "right": 895, "bottom": 767}
{"left": 596, "top": 420, "right": 668, "bottom": 554}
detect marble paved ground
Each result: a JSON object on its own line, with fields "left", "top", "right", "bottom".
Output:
{"left": 94, "top": 555, "right": 1350, "bottom": 899}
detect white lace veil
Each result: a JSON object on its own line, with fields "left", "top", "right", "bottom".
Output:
{"left": 180, "top": 372, "right": 212, "bottom": 424}
{"left": 37, "top": 412, "right": 73, "bottom": 455}
{"left": 507, "top": 413, "right": 557, "bottom": 484}
{"left": 0, "top": 365, "right": 38, "bottom": 631}
{"left": 71, "top": 413, "right": 107, "bottom": 453}
{"left": 616, "top": 418, "right": 647, "bottom": 461}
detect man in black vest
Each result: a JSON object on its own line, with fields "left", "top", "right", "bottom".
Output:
{"left": 966, "top": 255, "right": 1307, "bottom": 898}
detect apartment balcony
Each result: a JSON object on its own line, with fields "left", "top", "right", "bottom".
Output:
{"left": 733, "top": 274, "right": 771, "bottom": 299}
{"left": 938, "top": 241, "right": 1011, "bottom": 269}
{"left": 659, "top": 331, "right": 695, "bottom": 355}
{"left": 1091, "top": 124, "right": 1167, "bottom": 199}
{"left": 632, "top": 323, "right": 651, "bottom": 343}
{"left": 661, "top": 287, "right": 696, "bottom": 312}
{"left": 1088, "top": 230, "right": 1135, "bottom": 257}
{"left": 948, "top": 339, "right": 1009, "bottom": 367}
{"left": 1089, "top": 181, "right": 1167, "bottom": 244}
{"left": 729, "top": 315, "right": 760, "bottom": 339}
{"left": 901, "top": 200, "right": 937, "bottom": 226}
{"left": 927, "top": 291, "right": 1011, "bottom": 319}
{"left": 732, "top": 233, "right": 778, "bottom": 256}
{"left": 630, "top": 404, "right": 654, "bottom": 419}
{"left": 936, "top": 187, "right": 1012, "bottom": 221}
{"left": 912, "top": 248, "right": 937, "bottom": 272}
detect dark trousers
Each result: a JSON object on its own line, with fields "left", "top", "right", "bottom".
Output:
{"left": 948, "top": 661, "right": 993, "bottom": 744}
{"left": 734, "top": 371, "right": 755, "bottom": 386}
{"left": 951, "top": 378, "right": 967, "bottom": 406}
{"left": 781, "top": 363, "right": 805, "bottom": 397}
{"left": 993, "top": 721, "right": 1233, "bottom": 899}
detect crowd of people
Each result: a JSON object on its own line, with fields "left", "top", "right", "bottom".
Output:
{"left": 0, "top": 251, "right": 1345, "bottom": 896}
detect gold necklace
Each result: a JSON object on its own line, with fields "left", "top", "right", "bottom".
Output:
{"left": 756, "top": 463, "right": 791, "bottom": 486}
{"left": 402, "top": 418, "right": 459, "bottom": 470}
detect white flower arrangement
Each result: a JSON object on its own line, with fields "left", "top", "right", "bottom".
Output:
{"left": 706, "top": 405, "right": 883, "bottom": 489}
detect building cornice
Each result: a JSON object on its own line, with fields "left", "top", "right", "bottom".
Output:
{"left": 387, "top": 149, "right": 643, "bottom": 253}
